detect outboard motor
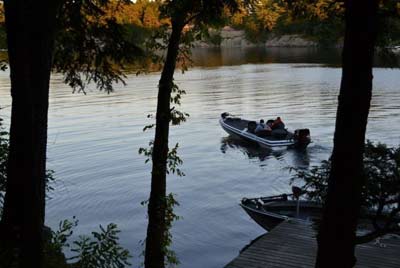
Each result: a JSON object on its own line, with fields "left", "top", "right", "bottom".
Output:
{"left": 294, "top": 129, "right": 311, "bottom": 147}
{"left": 247, "top": 121, "right": 257, "bottom": 134}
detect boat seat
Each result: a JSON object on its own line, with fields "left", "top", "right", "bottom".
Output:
{"left": 256, "top": 130, "right": 271, "bottom": 137}
{"left": 271, "top": 129, "right": 288, "bottom": 138}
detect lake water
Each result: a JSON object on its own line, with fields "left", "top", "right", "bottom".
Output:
{"left": 1, "top": 47, "right": 400, "bottom": 268}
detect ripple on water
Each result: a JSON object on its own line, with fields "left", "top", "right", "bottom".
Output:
{"left": 0, "top": 62, "right": 400, "bottom": 268}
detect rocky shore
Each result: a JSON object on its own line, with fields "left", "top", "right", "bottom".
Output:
{"left": 195, "top": 26, "right": 319, "bottom": 48}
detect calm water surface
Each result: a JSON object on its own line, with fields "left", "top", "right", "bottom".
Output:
{"left": 1, "top": 48, "right": 400, "bottom": 268}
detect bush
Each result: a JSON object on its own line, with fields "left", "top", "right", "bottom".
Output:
{"left": 291, "top": 141, "right": 400, "bottom": 243}
{"left": 45, "top": 218, "right": 131, "bottom": 268}
{"left": 0, "top": 114, "right": 131, "bottom": 267}
{"left": 0, "top": 115, "right": 8, "bottom": 214}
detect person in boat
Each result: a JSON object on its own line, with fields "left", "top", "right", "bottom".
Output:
{"left": 271, "top": 117, "right": 285, "bottom": 130}
{"left": 256, "top": 120, "right": 273, "bottom": 137}
{"left": 255, "top": 119, "right": 265, "bottom": 133}
{"left": 265, "top": 120, "right": 273, "bottom": 131}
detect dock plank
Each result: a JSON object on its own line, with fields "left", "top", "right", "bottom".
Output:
{"left": 226, "top": 220, "right": 400, "bottom": 268}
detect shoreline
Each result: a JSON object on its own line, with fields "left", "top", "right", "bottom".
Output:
{"left": 194, "top": 27, "right": 343, "bottom": 49}
{"left": 195, "top": 28, "right": 320, "bottom": 48}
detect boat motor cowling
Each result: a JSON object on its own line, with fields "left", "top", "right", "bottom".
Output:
{"left": 294, "top": 128, "right": 311, "bottom": 146}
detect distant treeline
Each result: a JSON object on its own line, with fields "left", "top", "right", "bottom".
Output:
{"left": 0, "top": 0, "right": 399, "bottom": 48}
{"left": 0, "top": 3, "right": 4, "bottom": 49}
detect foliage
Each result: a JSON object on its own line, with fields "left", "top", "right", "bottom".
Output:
{"left": 0, "top": 27, "right": 6, "bottom": 50}
{"left": 69, "top": 223, "right": 131, "bottom": 268}
{"left": 1, "top": 0, "right": 400, "bottom": 49}
{"left": 100, "top": 0, "right": 166, "bottom": 28}
{"left": 1, "top": 194, "right": 130, "bottom": 268}
{"left": 162, "top": 193, "right": 180, "bottom": 267}
{"left": 140, "top": 2, "right": 245, "bottom": 267}
{"left": 138, "top": 140, "right": 154, "bottom": 164}
{"left": 43, "top": 218, "right": 131, "bottom": 268}
{"left": 203, "top": 29, "right": 223, "bottom": 46}
{"left": 0, "top": 114, "right": 55, "bottom": 216}
{"left": 259, "top": 0, "right": 345, "bottom": 46}
{"left": 51, "top": 218, "right": 79, "bottom": 252}
{"left": 170, "top": 82, "right": 190, "bottom": 126}
{"left": 1, "top": 112, "right": 130, "bottom": 266}
{"left": 291, "top": 141, "right": 400, "bottom": 243}
{"left": 378, "top": 0, "right": 400, "bottom": 45}
{"left": 139, "top": 193, "right": 180, "bottom": 268}
{"left": 44, "top": 218, "right": 79, "bottom": 268}
{"left": 167, "top": 143, "right": 185, "bottom": 177}
{"left": 227, "top": 0, "right": 285, "bottom": 42}
{"left": 280, "top": 0, "right": 400, "bottom": 48}
{"left": 138, "top": 85, "right": 186, "bottom": 266}
{"left": 291, "top": 159, "right": 330, "bottom": 203}
{"left": 0, "top": 114, "right": 8, "bottom": 214}
{"left": 52, "top": 0, "right": 143, "bottom": 94}
{"left": 0, "top": 2, "right": 4, "bottom": 26}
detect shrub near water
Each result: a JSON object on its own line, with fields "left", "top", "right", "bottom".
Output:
{"left": 0, "top": 116, "right": 8, "bottom": 214}
{"left": 45, "top": 219, "right": 131, "bottom": 268}
{"left": 0, "top": 114, "right": 131, "bottom": 267}
{"left": 291, "top": 141, "right": 400, "bottom": 243}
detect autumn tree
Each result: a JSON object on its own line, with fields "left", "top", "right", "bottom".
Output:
{"left": 0, "top": 2, "right": 4, "bottom": 25}
{"left": 225, "top": 0, "right": 285, "bottom": 42}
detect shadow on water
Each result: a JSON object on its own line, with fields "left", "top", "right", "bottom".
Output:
{"left": 220, "top": 136, "right": 285, "bottom": 162}
{"left": 220, "top": 136, "right": 311, "bottom": 169}
{"left": 191, "top": 47, "right": 342, "bottom": 67}
{"left": 191, "top": 47, "right": 400, "bottom": 68}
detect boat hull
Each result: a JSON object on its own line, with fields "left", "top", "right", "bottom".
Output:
{"left": 219, "top": 114, "right": 309, "bottom": 148}
{"left": 240, "top": 204, "right": 286, "bottom": 231}
{"left": 240, "top": 196, "right": 321, "bottom": 231}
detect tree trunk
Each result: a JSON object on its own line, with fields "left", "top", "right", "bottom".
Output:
{"left": 144, "top": 21, "right": 184, "bottom": 268}
{"left": 315, "top": 1, "right": 378, "bottom": 267}
{"left": 0, "top": 1, "right": 60, "bottom": 267}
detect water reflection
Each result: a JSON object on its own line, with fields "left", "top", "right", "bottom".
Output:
{"left": 289, "top": 147, "right": 310, "bottom": 169}
{"left": 191, "top": 47, "right": 400, "bottom": 68}
{"left": 1, "top": 48, "right": 400, "bottom": 268}
{"left": 220, "top": 136, "right": 310, "bottom": 168}
{"left": 220, "top": 136, "right": 286, "bottom": 162}
{"left": 192, "top": 47, "right": 342, "bottom": 67}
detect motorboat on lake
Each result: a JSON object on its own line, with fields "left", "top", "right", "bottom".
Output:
{"left": 240, "top": 194, "right": 322, "bottom": 231}
{"left": 241, "top": 191, "right": 399, "bottom": 233}
{"left": 219, "top": 113, "right": 311, "bottom": 148}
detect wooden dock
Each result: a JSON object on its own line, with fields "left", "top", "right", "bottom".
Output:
{"left": 226, "top": 220, "right": 400, "bottom": 268}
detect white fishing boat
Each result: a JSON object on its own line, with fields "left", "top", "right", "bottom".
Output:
{"left": 219, "top": 113, "right": 311, "bottom": 148}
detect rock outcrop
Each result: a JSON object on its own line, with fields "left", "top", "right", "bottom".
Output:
{"left": 265, "top": 34, "right": 318, "bottom": 47}
{"left": 195, "top": 27, "right": 318, "bottom": 48}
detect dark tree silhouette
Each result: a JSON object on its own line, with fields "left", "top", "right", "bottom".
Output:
{"left": 144, "top": 1, "right": 241, "bottom": 267}
{"left": 145, "top": 19, "right": 184, "bottom": 268}
{"left": 0, "top": 1, "right": 62, "bottom": 267}
{"left": 0, "top": 1, "right": 140, "bottom": 267}
{"left": 315, "top": 0, "right": 379, "bottom": 267}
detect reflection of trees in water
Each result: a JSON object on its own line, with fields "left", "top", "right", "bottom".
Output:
{"left": 220, "top": 136, "right": 310, "bottom": 167}
{"left": 191, "top": 47, "right": 342, "bottom": 67}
